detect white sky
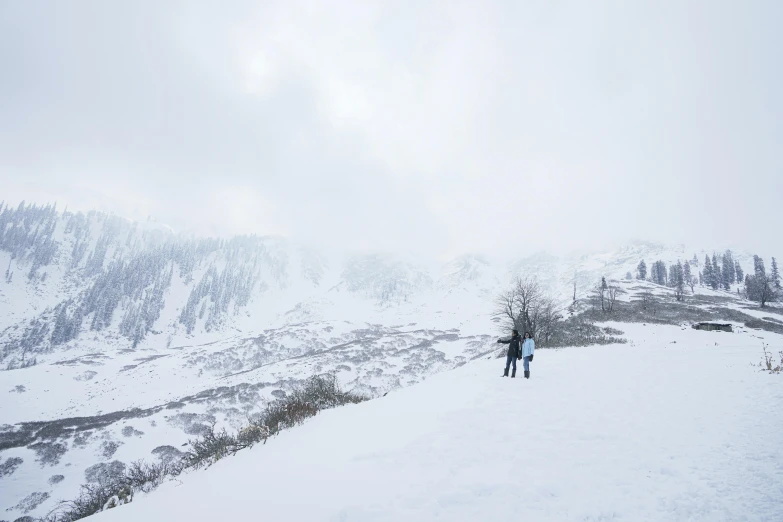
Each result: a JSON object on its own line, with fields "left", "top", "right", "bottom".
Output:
{"left": 1, "top": 1, "right": 781, "bottom": 259}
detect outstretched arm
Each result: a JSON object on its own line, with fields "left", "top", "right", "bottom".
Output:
{"left": 496, "top": 337, "right": 511, "bottom": 344}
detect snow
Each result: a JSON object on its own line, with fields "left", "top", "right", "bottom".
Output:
{"left": 2, "top": 205, "right": 782, "bottom": 520}
{"left": 96, "top": 324, "right": 783, "bottom": 522}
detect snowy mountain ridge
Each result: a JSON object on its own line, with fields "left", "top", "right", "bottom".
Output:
{"left": 0, "top": 201, "right": 779, "bottom": 521}
{"left": 0, "top": 202, "right": 765, "bottom": 365}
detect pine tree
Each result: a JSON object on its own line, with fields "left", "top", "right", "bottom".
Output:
{"left": 754, "top": 255, "right": 766, "bottom": 277}
{"left": 601, "top": 277, "right": 608, "bottom": 290}
{"left": 745, "top": 274, "right": 755, "bottom": 300}
{"left": 637, "top": 260, "right": 647, "bottom": 280}
{"left": 744, "top": 257, "right": 779, "bottom": 307}
{"left": 703, "top": 255, "right": 715, "bottom": 289}
{"left": 673, "top": 261, "right": 685, "bottom": 301}
{"left": 735, "top": 260, "right": 744, "bottom": 283}
{"left": 712, "top": 253, "right": 722, "bottom": 290}
{"left": 699, "top": 271, "right": 703, "bottom": 285}
{"left": 721, "top": 250, "right": 735, "bottom": 290}
{"left": 668, "top": 264, "right": 677, "bottom": 288}
{"left": 650, "top": 261, "right": 667, "bottom": 286}
{"left": 746, "top": 270, "right": 778, "bottom": 308}
{"left": 692, "top": 254, "right": 699, "bottom": 266}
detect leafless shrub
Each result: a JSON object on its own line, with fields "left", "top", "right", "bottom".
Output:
{"left": 182, "top": 375, "right": 365, "bottom": 470}
{"left": 42, "top": 481, "right": 123, "bottom": 521}
{"left": 29, "top": 441, "right": 68, "bottom": 467}
{"left": 635, "top": 290, "right": 661, "bottom": 315}
{"left": 43, "top": 375, "right": 367, "bottom": 521}
{"left": 639, "top": 290, "right": 654, "bottom": 310}
{"left": 182, "top": 422, "right": 241, "bottom": 470}
{"left": 237, "top": 423, "right": 270, "bottom": 446}
{"left": 263, "top": 400, "right": 318, "bottom": 432}
{"left": 759, "top": 343, "right": 783, "bottom": 374}
{"left": 290, "top": 374, "right": 366, "bottom": 410}
{"left": 150, "top": 445, "right": 184, "bottom": 465}
{"left": 0, "top": 456, "right": 23, "bottom": 477}
{"left": 124, "top": 460, "right": 180, "bottom": 493}
{"left": 545, "top": 316, "right": 627, "bottom": 348}
{"left": 84, "top": 461, "right": 126, "bottom": 485}
{"left": 41, "top": 461, "right": 181, "bottom": 521}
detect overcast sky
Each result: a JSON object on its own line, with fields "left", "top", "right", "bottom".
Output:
{"left": 1, "top": 1, "right": 780, "bottom": 259}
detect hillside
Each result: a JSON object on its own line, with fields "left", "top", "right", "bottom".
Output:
{"left": 95, "top": 322, "right": 783, "bottom": 522}
{"left": 0, "top": 202, "right": 781, "bottom": 520}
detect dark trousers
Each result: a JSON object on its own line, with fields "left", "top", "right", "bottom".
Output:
{"left": 504, "top": 354, "right": 517, "bottom": 376}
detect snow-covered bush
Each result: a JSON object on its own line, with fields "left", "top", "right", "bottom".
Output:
{"left": 759, "top": 344, "right": 783, "bottom": 374}
{"left": 545, "top": 317, "right": 627, "bottom": 348}
{"left": 288, "top": 374, "right": 366, "bottom": 410}
{"left": 263, "top": 400, "right": 319, "bottom": 432}
{"left": 182, "top": 423, "right": 240, "bottom": 470}
{"left": 42, "top": 375, "right": 366, "bottom": 520}
{"left": 41, "top": 461, "right": 180, "bottom": 522}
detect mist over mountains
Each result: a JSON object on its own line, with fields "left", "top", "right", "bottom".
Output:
{"left": 0, "top": 199, "right": 778, "bottom": 521}
{"left": 0, "top": 200, "right": 766, "bottom": 366}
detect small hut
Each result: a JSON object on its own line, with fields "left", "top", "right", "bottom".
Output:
{"left": 692, "top": 322, "right": 733, "bottom": 333}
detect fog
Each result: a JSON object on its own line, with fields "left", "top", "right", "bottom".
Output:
{"left": 1, "top": 1, "right": 781, "bottom": 259}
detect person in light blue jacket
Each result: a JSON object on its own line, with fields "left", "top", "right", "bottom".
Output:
{"left": 521, "top": 331, "right": 535, "bottom": 379}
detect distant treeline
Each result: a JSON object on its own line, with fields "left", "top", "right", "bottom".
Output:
{"left": 0, "top": 202, "right": 278, "bottom": 367}
{"left": 635, "top": 251, "right": 780, "bottom": 307}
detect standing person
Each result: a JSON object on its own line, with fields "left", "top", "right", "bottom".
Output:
{"left": 521, "top": 331, "right": 535, "bottom": 379}
{"left": 497, "top": 329, "right": 521, "bottom": 377}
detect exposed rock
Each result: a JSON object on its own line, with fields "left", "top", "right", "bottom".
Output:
{"left": 692, "top": 322, "right": 733, "bottom": 333}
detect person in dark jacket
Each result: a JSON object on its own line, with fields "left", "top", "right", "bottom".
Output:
{"left": 497, "top": 329, "right": 521, "bottom": 377}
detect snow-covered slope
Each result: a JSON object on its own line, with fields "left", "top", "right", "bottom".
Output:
{"left": 95, "top": 323, "right": 783, "bottom": 522}
{"left": 0, "top": 202, "right": 779, "bottom": 520}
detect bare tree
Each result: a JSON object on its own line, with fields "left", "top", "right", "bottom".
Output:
{"left": 606, "top": 286, "right": 619, "bottom": 312}
{"left": 674, "top": 286, "right": 685, "bottom": 302}
{"left": 636, "top": 289, "right": 659, "bottom": 315}
{"left": 494, "top": 276, "right": 557, "bottom": 341}
{"left": 591, "top": 284, "right": 606, "bottom": 312}
{"left": 494, "top": 289, "right": 521, "bottom": 332}
{"left": 513, "top": 276, "right": 543, "bottom": 334}
{"left": 684, "top": 261, "right": 695, "bottom": 294}
{"left": 530, "top": 296, "right": 563, "bottom": 343}
{"left": 639, "top": 290, "right": 653, "bottom": 310}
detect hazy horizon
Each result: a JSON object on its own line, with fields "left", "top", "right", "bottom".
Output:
{"left": 1, "top": 1, "right": 781, "bottom": 259}
{"left": 2, "top": 196, "right": 777, "bottom": 268}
